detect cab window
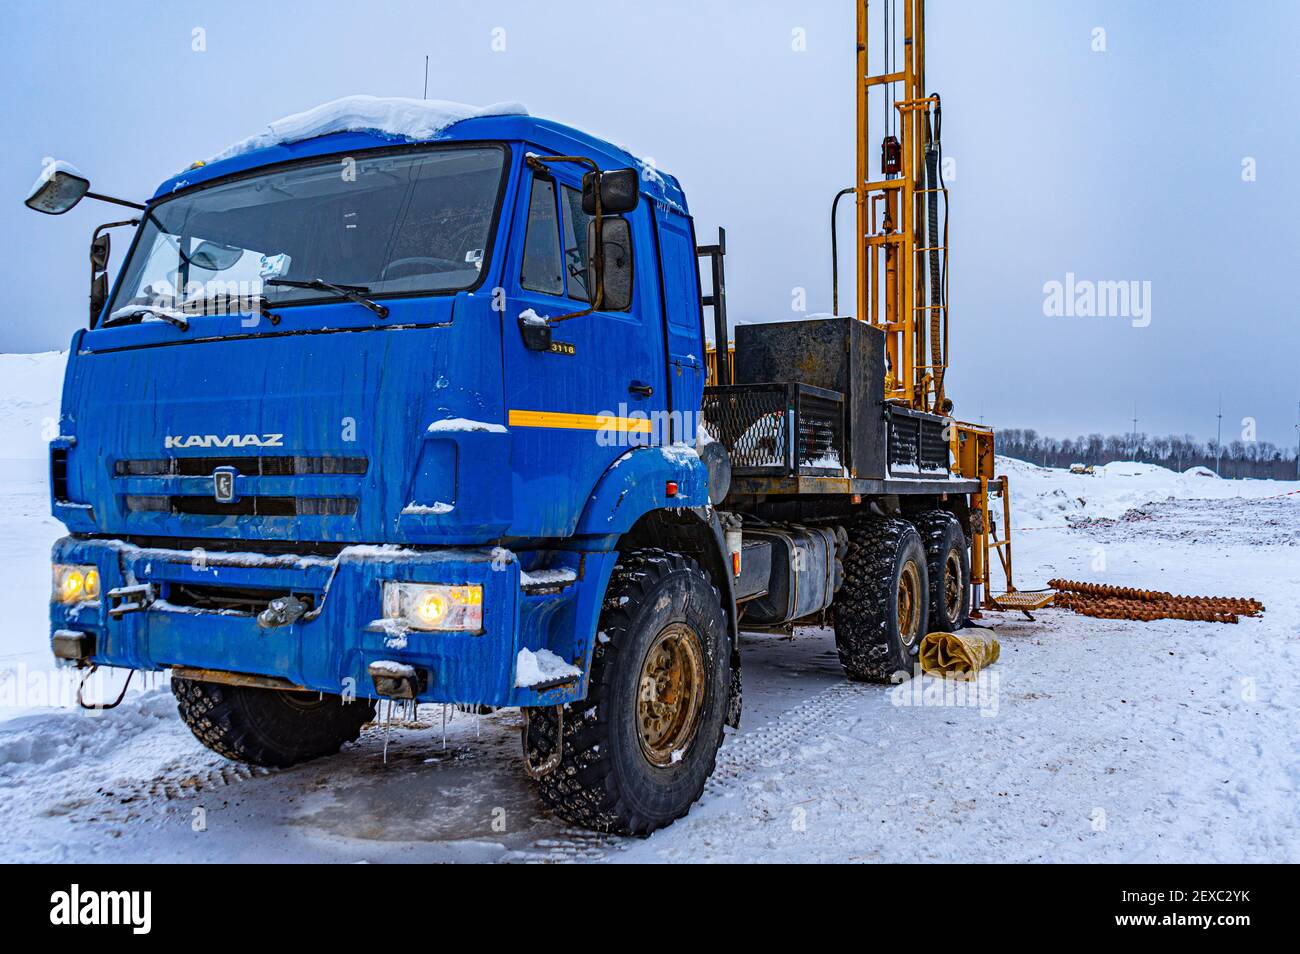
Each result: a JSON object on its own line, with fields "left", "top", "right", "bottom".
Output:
{"left": 520, "top": 176, "right": 563, "bottom": 295}
{"left": 560, "top": 184, "right": 593, "bottom": 303}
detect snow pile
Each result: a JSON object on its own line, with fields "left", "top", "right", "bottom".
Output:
{"left": 999, "top": 456, "right": 1297, "bottom": 528}
{"left": 514, "top": 648, "right": 580, "bottom": 688}
{"left": 519, "top": 567, "right": 577, "bottom": 587}
{"left": 205, "top": 95, "right": 528, "bottom": 166}
{"left": 368, "top": 660, "right": 417, "bottom": 678}
{"left": 426, "top": 418, "right": 508, "bottom": 434}
{"left": 0, "top": 688, "right": 175, "bottom": 780}
{"left": 400, "top": 502, "right": 454, "bottom": 515}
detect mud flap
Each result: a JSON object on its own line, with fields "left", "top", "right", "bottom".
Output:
{"left": 725, "top": 644, "right": 742, "bottom": 729}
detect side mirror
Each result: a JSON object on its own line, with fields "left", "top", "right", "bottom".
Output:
{"left": 587, "top": 217, "right": 633, "bottom": 311}
{"left": 582, "top": 168, "right": 639, "bottom": 215}
{"left": 87, "top": 219, "right": 139, "bottom": 328}
{"left": 26, "top": 165, "right": 91, "bottom": 215}
{"left": 90, "top": 232, "right": 112, "bottom": 326}
{"left": 90, "top": 232, "right": 111, "bottom": 272}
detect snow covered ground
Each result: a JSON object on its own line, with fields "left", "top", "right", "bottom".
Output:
{"left": 0, "top": 352, "right": 1296, "bottom": 862}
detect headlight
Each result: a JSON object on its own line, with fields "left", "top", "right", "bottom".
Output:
{"left": 53, "top": 564, "right": 100, "bottom": 603}
{"left": 382, "top": 582, "right": 482, "bottom": 632}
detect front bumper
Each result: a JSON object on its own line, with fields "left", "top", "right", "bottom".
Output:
{"left": 49, "top": 536, "right": 615, "bottom": 708}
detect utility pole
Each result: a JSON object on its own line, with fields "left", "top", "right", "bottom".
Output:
{"left": 1215, "top": 395, "right": 1223, "bottom": 476}
{"left": 1131, "top": 403, "right": 1139, "bottom": 461}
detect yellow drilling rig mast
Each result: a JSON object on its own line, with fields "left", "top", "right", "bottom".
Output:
{"left": 855, "top": 0, "right": 947, "bottom": 412}
{"left": 706, "top": 1, "right": 1033, "bottom": 611}
{"left": 853, "top": 0, "right": 1031, "bottom": 611}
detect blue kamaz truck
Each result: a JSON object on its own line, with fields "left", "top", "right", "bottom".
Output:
{"left": 28, "top": 87, "right": 1002, "bottom": 833}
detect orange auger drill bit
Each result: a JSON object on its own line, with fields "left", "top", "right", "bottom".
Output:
{"left": 1047, "top": 579, "right": 1264, "bottom": 624}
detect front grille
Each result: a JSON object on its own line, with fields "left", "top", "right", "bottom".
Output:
{"left": 115, "top": 455, "right": 368, "bottom": 477}
{"left": 125, "top": 495, "right": 358, "bottom": 517}
{"left": 51, "top": 447, "right": 70, "bottom": 500}
{"left": 166, "top": 582, "right": 316, "bottom": 616}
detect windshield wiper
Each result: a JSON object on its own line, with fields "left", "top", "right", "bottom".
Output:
{"left": 102, "top": 304, "right": 190, "bottom": 330}
{"left": 266, "top": 278, "right": 389, "bottom": 319}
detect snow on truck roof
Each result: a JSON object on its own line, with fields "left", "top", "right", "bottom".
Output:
{"left": 155, "top": 94, "right": 687, "bottom": 212}
{"left": 203, "top": 95, "right": 529, "bottom": 165}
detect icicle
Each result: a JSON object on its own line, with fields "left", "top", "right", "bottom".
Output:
{"left": 382, "top": 699, "right": 392, "bottom": 764}
{"left": 441, "top": 703, "right": 448, "bottom": 750}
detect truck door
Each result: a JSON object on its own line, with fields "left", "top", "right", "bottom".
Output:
{"left": 502, "top": 167, "right": 668, "bottom": 537}
{"left": 652, "top": 205, "right": 706, "bottom": 444}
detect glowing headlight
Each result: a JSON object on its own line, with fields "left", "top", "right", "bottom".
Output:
{"left": 53, "top": 564, "right": 100, "bottom": 603}
{"left": 382, "top": 582, "right": 482, "bottom": 632}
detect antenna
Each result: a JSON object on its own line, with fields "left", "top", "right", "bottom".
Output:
{"left": 1131, "top": 402, "right": 1139, "bottom": 461}
{"left": 1215, "top": 394, "right": 1223, "bottom": 476}
{"left": 423, "top": 56, "right": 429, "bottom": 99}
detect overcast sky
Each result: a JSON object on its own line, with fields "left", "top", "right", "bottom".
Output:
{"left": 2, "top": 0, "right": 1297, "bottom": 446}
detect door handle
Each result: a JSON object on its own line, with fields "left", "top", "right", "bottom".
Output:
{"left": 628, "top": 381, "right": 654, "bottom": 397}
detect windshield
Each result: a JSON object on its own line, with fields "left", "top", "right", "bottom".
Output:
{"left": 107, "top": 145, "right": 506, "bottom": 320}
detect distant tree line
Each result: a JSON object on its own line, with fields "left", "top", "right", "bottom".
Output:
{"left": 996, "top": 429, "right": 1299, "bottom": 481}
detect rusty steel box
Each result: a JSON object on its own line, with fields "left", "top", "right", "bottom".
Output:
{"left": 733, "top": 317, "right": 887, "bottom": 480}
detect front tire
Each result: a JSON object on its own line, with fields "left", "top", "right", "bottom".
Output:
{"left": 525, "top": 549, "right": 730, "bottom": 836}
{"left": 172, "top": 677, "right": 375, "bottom": 768}
{"left": 832, "top": 517, "right": 930, "bottom": 682}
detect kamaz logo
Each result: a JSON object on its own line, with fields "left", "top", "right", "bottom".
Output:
{"left": 164, "top": 433, "right": 284, "bottom": 449}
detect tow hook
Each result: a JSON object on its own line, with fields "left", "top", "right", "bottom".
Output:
{"left": 368, "top": 660, "right": 423, "bottom": 700}
{"left": 106, "top": 583, "right": 155, "bottom": 617}
{"left": 76, "top": 664, "right": 136, "bottom": 711}
{"left": 521, "top": 705, "right": 564, "bottom": 778}
{"left": 257, "top": 595, "right": 309, "bottom": 629}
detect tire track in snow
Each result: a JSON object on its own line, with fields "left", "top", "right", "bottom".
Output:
{"left": 705, "top": 681, "right": 867, "bottom": 792}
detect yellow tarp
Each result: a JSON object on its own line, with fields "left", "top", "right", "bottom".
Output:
{"left": 918, "top": 628, "right": 1000, "bottom": 680}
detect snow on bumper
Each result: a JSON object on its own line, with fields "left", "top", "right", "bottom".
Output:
{"left": 48, "top": 537, "right": 613, "bottom": 708}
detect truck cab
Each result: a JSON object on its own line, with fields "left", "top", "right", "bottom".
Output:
{"left": 50, "top": 108, "right": 712, "bottom": 675}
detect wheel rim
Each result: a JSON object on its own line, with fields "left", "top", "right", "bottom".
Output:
{"left": 636, "top": 623, "right": 706, "bottom": 767}
{"left": 943, "top": 550, "right": 963, "bottom": 621}
{"left": 897, "top": 560, "right": 923, "bottom": 647}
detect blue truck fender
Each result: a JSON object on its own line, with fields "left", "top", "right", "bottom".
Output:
{"left": 573, "top": 443, "right": 709, "bottom": 536}
{"left": 575, "top": 447, "right": 741, "bottom": 727}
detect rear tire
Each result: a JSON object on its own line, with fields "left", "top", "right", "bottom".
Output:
{"left": 913, "top": 510, "right": 971, "bottom": 632}
{"left": 172, "top": 677, "right": 375, "bottom": 768}
{"left": 525, "top": 549, "right": 730, "bottom": 836}
{"left": 832, "top": 517, "right": 929, "bottom": 683}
